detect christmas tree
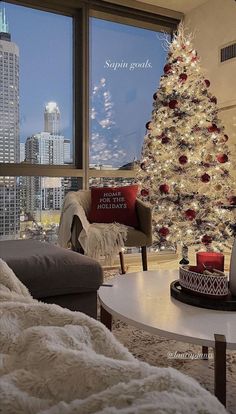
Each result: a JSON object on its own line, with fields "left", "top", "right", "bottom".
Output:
{"left": 90, "top": 78, "right": 126, "bottom": 168}
{"left": 136, "top": 24, "right": 235, "bottom": 252}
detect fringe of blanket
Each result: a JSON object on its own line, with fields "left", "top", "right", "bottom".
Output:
{"left": 80, "top": 222, "right": 128, "bottom": 266}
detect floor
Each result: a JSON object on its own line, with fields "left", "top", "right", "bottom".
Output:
{"left": 103, "top": 246, "right": 232, "bottom": 274}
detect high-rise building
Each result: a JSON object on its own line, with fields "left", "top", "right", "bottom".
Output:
{"left": 0, "top": 7, "right": 20, "bottom": 239}
{"left": 24, "top": 103, "right": 67, "bottom": 219}
{"left": 25, "top": 132, "right": 65, "bottom": 165}
{"left": 44, "top": 101, "right": 60, "bottom": 135}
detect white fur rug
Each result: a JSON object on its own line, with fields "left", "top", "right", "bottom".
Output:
{"left": 0, "top": 259, "right": 227, "bottom": 414}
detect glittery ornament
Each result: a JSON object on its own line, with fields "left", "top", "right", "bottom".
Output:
{"left": 215, "top": 184, "right": 222, "bottom": 191}
{"left": 159, "top": 227, "right": 170, "bottom": 237}
{"left": 169, "top": 99, "right": 178, "bottom": 109}
{"left": 201, "top": 173, "right": 211, "bottom": 183}
{"left": 204, "top": 79, "right": 210, "bottom": 87}
{"left": 179, "top": 155, "right": 188, "bottom": 164}
{"left": 202, "top": 234, "right": 212, "bottom": 245}
{"left": 217, "top": 154, "right": 228, "bottom": 163}
{"left": 145, "top": 121, "right": 152, "bottom": 130}
{"left": 208, "top": 124, "right": 220, "bottom": 133}
{"left": 159, "top": 184, "right": 170, "bottom": 194}
{"left": 185, "top": 209, "right": 196, "bottom": 220}
{"left": 141, "top": 189, "right": 149, "bottom": 197}
{"left": 179, "top": 73, "right": 188, "bottom": 82}
{"left": 164, "top": 64, "right": 172, "bottom": 74}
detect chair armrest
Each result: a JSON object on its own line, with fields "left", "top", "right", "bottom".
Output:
{"left": 136, "top": 199, "right": 152, "bottom": 245}
{"left": 71, "top": 216, "right": 84, "bottom": 253}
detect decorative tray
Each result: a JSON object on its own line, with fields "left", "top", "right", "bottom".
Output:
{"left": 170, "top": 280, "right": 236, "bottom": 311}
{"left": 179, "top": 265, "right": 228, "bottom": 297}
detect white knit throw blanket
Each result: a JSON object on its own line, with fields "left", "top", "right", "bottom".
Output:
{"left": 0, "top": 259, "right": 227, "bottom": 414}
{"left": 58, "top": 191, "right": 128, "bottom": 264}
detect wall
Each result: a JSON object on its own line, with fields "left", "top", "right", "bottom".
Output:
{"left": 184, "top": 0, "right": 236, "bottom": 163}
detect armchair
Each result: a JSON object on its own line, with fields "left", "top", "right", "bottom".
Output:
{"left": 70, "top": 190, "right": 152, "bottom": 273}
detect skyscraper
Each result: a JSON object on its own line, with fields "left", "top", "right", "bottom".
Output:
{"left": 24, "top": 103, "right": 66, "bottom": 219}
{"left": 0, "top": 7, "right": 20, "bottom": 239}
{"left": 44, "top": 101, "right": 60, "bottom": 135}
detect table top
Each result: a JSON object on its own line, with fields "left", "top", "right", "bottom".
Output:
{"left": 98, "top": 270, "right": 236, "bottom": 349}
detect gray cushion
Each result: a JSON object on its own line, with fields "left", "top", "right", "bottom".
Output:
{"left": 0, "top": 240, "right": 103, "bottom": 298}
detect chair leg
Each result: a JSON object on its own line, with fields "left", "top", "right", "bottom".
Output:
{"left": 141, "top": 246, "right": 148, "bottom": 271}
{"left": 119, "top": 251, "right": 126, "bottom": 274}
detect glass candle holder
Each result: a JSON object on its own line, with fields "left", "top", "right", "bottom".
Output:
{"left": 196, "top": 252, "right": 224, "bottom": 273}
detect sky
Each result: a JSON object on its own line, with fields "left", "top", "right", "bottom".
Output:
{"left": 90, "top": 18, "right": 170, "bottom": 163}
{"left": 3, "top": 2, "right": 170, "bottom": 165}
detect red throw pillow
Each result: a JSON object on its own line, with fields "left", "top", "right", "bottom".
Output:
{"left": 88, "top": 185, "right": 139, "bottom": 228}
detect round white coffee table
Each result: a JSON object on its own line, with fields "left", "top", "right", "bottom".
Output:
{"left": 98, "top": 270, "right": 236, "bottom": 407}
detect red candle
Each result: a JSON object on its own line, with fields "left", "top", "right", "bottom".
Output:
{"left": 196, "top": 252, "right": 224, "bottom": 273}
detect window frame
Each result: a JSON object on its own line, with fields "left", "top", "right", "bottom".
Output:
{"left": 0, "top": 0, "right": 181, "bottom": 188}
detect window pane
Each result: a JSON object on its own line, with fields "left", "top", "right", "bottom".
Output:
{"left": 0, "top": 176, "right": 82, "bottom": 241}
{"left": 90, "top": 18, "right": 170, "bottom": 170}
{"left": 0, "top": 3, "right": 73, "bottom": 167}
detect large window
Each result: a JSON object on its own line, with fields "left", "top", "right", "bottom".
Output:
{"left": 1, "top": 3, "right": 73, "bottom": 166}
{"left": 0, "top": 0, "right": 178, "bottom": 241}
{"left": 90, "top": 18, "right": 170, "bottom": 170}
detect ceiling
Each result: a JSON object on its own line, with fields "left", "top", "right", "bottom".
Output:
{"left": 134, "top": 0, "right": 208, "bottom": 13}
{"left": 109, "top": 0, "right": 208, "bottom": 14}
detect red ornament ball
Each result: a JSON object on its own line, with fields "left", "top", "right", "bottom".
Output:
{"left": 164, "top": 64, "right": 172, "bottom": 74}
{"left": 228, "top": 196, "right": 236, "bottom": 205}
{"left": 204, "top": 79, "right": 210, "bottom": 87}
{"left": 145, "top": 121, "right": 152, "bottom": 130}
{"left": 159, "top": 184, "right": 170, "bottom": 194}
{"left": 217, "top": 153, "right": 228, "bottom": 163}
{"left": 201, "top": 173, "right": 211, "bottom": 183}
{"left": 159, "top": 227, "right": 170, "bottom": 237}
{"left": 179, "top": 73, "right": 188, "bottom": 82}
{"left": 185, "top": 209, "right": 196, "bottom": 221}
{"left": 223, "top": 134, "right": 229, "bottom": 142}
{"left": 210, "top": 96, "right": 217, "bottom": 104}
{"left": 179, "top": 155, "right": 188, "bottom": 165}
{"left": 202, "top": 234, "right": 212, "bottom": 245}
{"left": 169, "top": 99, "right": 178, "bottom": 109}
{"left": 140, "top": 162, "right": 146, "bottom": 170}
{"left": 141, "top": 189, "right": 149, "bottom": 197}
{"left": 162, "top": 136, "right": 170, "bottom": 144}
{"left": 208, "top": 124, "right": 220, "bottom": 133}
